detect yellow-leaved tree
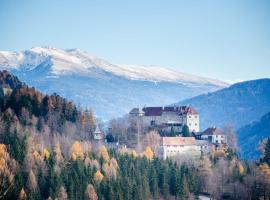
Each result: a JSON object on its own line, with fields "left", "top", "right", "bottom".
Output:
{"left": 238, "top": 162, "right": 245, "bottom": 175}
{"left": 43, "top": 148, "right": 50, "bottom": 160}
{"left": 102, "top": 158, "right": 118, "bottom": 180}
{"left": 97, "top": 145, "right": 110, "bottom": 162}
{"left": 0, "top": 144, "right": 17, "bottom": 199}
{"left": 143, "top": 146, "right": 154, "bottom": 160}
{"left": 70, "top": 141, "right": 84, "bottom": 160}
{"left": 94, "top": 170, "right": 104, "bottom": 183}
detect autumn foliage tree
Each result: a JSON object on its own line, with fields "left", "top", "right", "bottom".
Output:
{"left": 97, "top": 145, "right": 110, "bottom": 162}
{"left": 70, "top": 141, "right": 84, "bottom": 160}
{"left": 94, "top": 170, "right": 104, "bottom": 184}
{"left": 143, "top": 146, "right": 154, "bottom": 160}
{"left": 85, "top": 184, "right": 98, "bottom": 200}
{"left": 0, "top": 144, "right": 16, "bottom": 199}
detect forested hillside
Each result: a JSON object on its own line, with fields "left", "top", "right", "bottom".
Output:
{"left": 178, "top": 78, "right": 270, "bottom": 130}
{"left": 237, "top": 112, "right": 270, "bottom": 159}
{"left": 0, "top": 71, "right": 270, "bottom": 200}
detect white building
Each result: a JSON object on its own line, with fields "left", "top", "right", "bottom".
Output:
{"left": 129, "top": 106, "right": 200, "bottom": 133}
{"left": 93, "top": 125, "right": 104, "bottom": 140}
{"left": 195, "top": 140, "right": 213, "bottom": 154}
{"left": 160, "top": 137, "right": 201, "bottom": 159}
{"left": 201, "top": 127, "right": 227, "bottom": 144}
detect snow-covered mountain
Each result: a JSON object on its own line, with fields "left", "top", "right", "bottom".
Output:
{"left": 0, "top": 47, "right": 228, "bottom": 120}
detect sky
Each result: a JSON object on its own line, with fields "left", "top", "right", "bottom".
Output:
{"left": 0, "top": 0, "right": 269, "bottom": 82}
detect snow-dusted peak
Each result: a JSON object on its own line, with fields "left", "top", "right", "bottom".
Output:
{"left": 0, "top": 47, "right": 229, "bottom": 87}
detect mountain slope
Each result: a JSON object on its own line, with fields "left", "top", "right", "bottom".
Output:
{"left": 237, "top": 112, "right": 270, "bottom": 159}
{"left": 0, "top": 47, "right": 228, "bottom": 120}
{"left": 178, "top": 79, "right": 270, "bottom": 130}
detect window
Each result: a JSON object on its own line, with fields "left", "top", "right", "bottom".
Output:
{"left": 195, "top": 115, "right": 197, "bottom": 118}
{"left": 195, "top": 123, "right": 197, "bottom": 126}
{"left": 150, "top": 120, "right": 155, "bottom": 126}
{"left": 189, "top": 116, "right": 191, "bottom": 118}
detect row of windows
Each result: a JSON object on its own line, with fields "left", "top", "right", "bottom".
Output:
{"left": 189, "top": 123, "right": 198, "bottom": 126}
{"left": 188, "top": 115, "right": 198, "bottom": 118}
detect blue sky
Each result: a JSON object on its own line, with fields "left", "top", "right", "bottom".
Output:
{"left": 0, "top": 0, "right": 269, "bottom": 82}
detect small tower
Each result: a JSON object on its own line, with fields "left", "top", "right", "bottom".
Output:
{"left": 93, "top": 125, "right": 103, "bottom": 140}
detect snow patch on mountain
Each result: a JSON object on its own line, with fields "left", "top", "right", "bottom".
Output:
{"left": 0, "top": 47, "right": 228, "bottom": 86}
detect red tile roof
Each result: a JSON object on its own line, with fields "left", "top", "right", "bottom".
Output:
{"left": 142, "top": 107, "right": 163, "bottom": 116}
{"left": 141, "top": 106, "right": 198, "bottom": 116}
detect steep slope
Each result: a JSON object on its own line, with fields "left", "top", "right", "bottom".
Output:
{"left": 0, "top": 47, "right": 228, "bottom": 120}
{"left": 178, "top": 79, "right": 270, "bottom": 130}
{"left": 237, "top": 112, "right": 270, "bottom": 159}
{"left": 0, "top": 70, "right": 80, "bottom": 136}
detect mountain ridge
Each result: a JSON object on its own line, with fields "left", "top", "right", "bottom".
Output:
{"left": 177, "top": 78, "right": 270, "bottom": 130}
{"left": 0, "top": 46, "right": 228, "bottom": 86}
{"left": 0, "top": 46, "right": 228, "bottom": 120}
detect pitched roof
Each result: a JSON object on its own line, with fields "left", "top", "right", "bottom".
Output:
{"left": 141, "top": 106, "right": 198, "bottom": 116}
{"left": 94, "top": 125, "right": 102, "bottom": 134}
{"left": 129, "top": 108, "right": 144, "bottom": 115}
{"left": 202, "top": 127, "right": 225, "bottom": 136}
{"left": 142, "top": 107, "right": 163, "bottom": 116}
{"left": 161, "top": 137, "right": 196, "bottom": 146}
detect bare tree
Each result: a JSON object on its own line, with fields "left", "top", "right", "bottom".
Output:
{"left": 142, "top": 130, "right": 161, "bottom": 155}
{"left": 85, "top": 184, "right": 98, "bottom": 200}
{"left": 224, "top": 125, "right": 238, "bottom": 152}
{"left": 57, "top": 186, "right": 68, "bottom": 200}
{"left": 27, "top": 170, "right": 38, "bottom": 192}
{"left": 0, "top": 144, "right": 17, "bottom": 199}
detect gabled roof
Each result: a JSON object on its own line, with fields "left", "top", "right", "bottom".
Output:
{"left": 162, "top": 137, "right": 196, "bottom": 146}
{"left": 202, "top": 127, "right": 225, "bottom": 136}
{"left": 129, "top": 108, "right": 144, "bottom": 115}
{"left": 142, "top": 107, "right": 163, "bottom": 116}
{"left": 177, "top": 106, "right": 198, "bottom": 115}
{"left": 94, "top": 125, "right": 102, "bottom": 134}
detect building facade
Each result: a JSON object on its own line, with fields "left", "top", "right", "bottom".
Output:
{"left": 200, "top": 127, "right": 227, "bottom": 144}
{"left": 160, "top": 137, "right": 201, "bottom": 159}
{"left": 129, "top": 106, "right": 200, "bottom": 133}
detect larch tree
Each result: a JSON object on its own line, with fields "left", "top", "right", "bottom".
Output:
{"left": 94, "top": 170, "right": 104, "bottom": 184}
{"left": 143, "top": 131, "right": 161, "bottom": 154}
{"left": 27, "top": 170, "right": 38, "bottom": 192}
{"left": 70, "top": 141, "right": 84, "bottom": 160}
{"left": 97, "top": 145, "right": 110, "bottom": 162}
{"left": 85, "top": 184, "right": 98, "bottom": 200}
{"left": 0, "top": 144, "right": 17, "bottom": 199}
{"left": 224, "top": 125, "right": 238, "bottom": 152}
{"left": 19, "top": 188, "right": 27, "bottom": 200}
{"left": 57, "top": 186, "right": 68, "bottom": 200}
{"left": 198, "top": 156, "right": 213, "bottom": 193}
{"left": 143, "top": 146, "right": 154, "bottom": 160}
{"left": 54, "top": 142, "right": 64, "bottom": 164}
{"left": 89, "top": 109, "right": 95, "bottom": 131}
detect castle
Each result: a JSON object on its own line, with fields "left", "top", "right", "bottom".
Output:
{"left": 129, "top": 106, "right": 200, "bottom": 133}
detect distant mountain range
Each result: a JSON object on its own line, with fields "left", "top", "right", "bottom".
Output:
{"left": 237, "top": 112, "right": 270, "bottom": 159}
{"left": 177, "top": 79, "right": 270, "bottom": 159}
{"left": 178, "top": 79, "right": 270, "bottom": 130}
{"left": 0, "top": 46, "right": 227, "bottom": 120}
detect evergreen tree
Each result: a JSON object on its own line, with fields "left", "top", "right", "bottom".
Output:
{"left": 169, "top": 127, "right": 176, "bottom": 137}
{"left": 262, "top": 137, "right": 270, "bottom": 166}
{"left": 182, "top": 125, "right": 190, "bottom": 137}
{"left": 149, "top": 166, "right": 158, "bottom": 199}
